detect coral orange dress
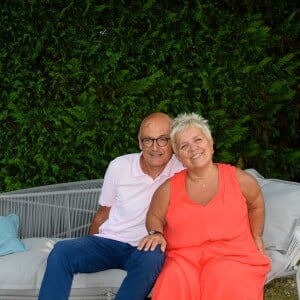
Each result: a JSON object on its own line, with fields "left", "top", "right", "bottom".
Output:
{"left": 152, "top": 164, "right": 270, "bottom": 300}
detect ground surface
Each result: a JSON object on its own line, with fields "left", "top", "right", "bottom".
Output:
{"left": 264, "top": 275, "right": 298, "bottom": 300}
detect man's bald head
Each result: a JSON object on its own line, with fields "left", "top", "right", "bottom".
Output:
{"left": 138, "top": 112, "right": 173, "bottom": 138}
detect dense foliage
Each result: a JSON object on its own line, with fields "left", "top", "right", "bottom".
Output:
{"left": 0, "top": 1, "right": 299, "bottom": 191}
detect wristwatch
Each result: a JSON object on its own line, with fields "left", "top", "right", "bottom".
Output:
{"left": 148, "top": 230, "right": 163, "bottom": 235}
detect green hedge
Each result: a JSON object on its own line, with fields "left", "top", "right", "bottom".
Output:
{"left": 0, "top": 1, "right": 299, "bottom": 191}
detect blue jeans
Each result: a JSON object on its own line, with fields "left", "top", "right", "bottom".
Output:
{"left": 38, "top": 235, "right": 165, "bottom": 300}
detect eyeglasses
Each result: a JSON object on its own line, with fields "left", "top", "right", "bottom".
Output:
{"left": 141, "top": 136, "right": 170, "bottom": 147}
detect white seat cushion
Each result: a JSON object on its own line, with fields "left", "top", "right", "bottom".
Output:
{"left": 0, "top": 238, "right": 126, "bottom": 298}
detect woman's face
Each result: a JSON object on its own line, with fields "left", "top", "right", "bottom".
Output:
{"left": 174, "top": 126, "right": 214, "bottom": 168}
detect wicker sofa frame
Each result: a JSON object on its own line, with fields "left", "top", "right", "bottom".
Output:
{"left": 0, "top": 179, "right": 126, "bottom": 300}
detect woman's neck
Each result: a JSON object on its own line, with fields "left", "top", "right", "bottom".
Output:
{"left": 187, "top": 163, "right": 218, "bottom": 182}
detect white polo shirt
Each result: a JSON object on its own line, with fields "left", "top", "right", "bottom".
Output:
{"left": 96, "top": 153, "right": 184, "bottom": 246}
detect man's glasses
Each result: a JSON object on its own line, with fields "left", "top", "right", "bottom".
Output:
{"left": 141, "top": 136, "right": 170, "bottom": 147}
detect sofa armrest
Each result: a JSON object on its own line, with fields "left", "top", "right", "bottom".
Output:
{"left": 297, "top": 268, "right": 300, "bottom": 298}
{"left": 286, "top": 217, "right": 300, "bottom": 270}
{"left": 0, "top": 179, "right": 103, "bottom": 239}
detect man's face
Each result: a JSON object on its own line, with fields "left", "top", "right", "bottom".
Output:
{"left": 139, "top": 115, "right": 173, "bottom": 169}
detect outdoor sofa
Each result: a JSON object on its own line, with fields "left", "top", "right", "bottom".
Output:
{"left": 0, "top": 169, "right": 299, "bottom": 300}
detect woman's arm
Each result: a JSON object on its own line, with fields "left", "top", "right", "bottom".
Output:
{"left": 236, "top": 168, "right": 267, "bottom": 255}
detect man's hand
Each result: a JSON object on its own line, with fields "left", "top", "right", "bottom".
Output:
{"left": 137, "top": 233, "right": 167, "bottom": 252}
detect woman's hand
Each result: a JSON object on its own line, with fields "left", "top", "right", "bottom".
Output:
{"left": 253, "top": 236, "right": 269, "bottom": 258}
{"left": 137, "top": 233, "right": 167, "bottom": 252}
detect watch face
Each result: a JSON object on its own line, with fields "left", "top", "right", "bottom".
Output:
{"left": 148, "top": 230, "right": 162, "bottom": 235}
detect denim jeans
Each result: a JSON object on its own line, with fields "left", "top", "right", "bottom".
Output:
{"left": 38, "top": 235, "right": 165, "bottom": 300}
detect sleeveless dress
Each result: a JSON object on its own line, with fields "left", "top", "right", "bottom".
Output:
{"left": 152, "top": 164, "right": 270, "bottom": 300}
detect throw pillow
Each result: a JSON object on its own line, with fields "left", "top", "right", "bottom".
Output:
{"left": 245, "top": 169, "right": 300, "bottom": 252}
{"left": 0, "top": 214, "right": 29, "bottom": 256}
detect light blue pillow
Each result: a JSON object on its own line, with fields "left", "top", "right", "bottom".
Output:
{"left": 0, "top": 214, "right": 29, "bottom": 256}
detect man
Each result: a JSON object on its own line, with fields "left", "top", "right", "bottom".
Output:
{"left": 38, "top": 112, "right": 184, "bottom": 300}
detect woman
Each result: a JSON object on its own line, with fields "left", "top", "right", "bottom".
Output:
{"left": 138, "top": 112, "right": 270, "bottom": 300}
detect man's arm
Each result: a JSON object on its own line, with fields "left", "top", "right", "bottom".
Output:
{"left": 88, "top": 206, "right": 111, "bottom": 234}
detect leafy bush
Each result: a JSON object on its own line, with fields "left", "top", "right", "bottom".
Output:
{"left": 0, "top": 1, "right": 299, "bottom": 191}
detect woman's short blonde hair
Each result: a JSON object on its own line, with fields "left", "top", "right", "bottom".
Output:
{"left": 170, "top": 112, "right": 212, "bottom": 151}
